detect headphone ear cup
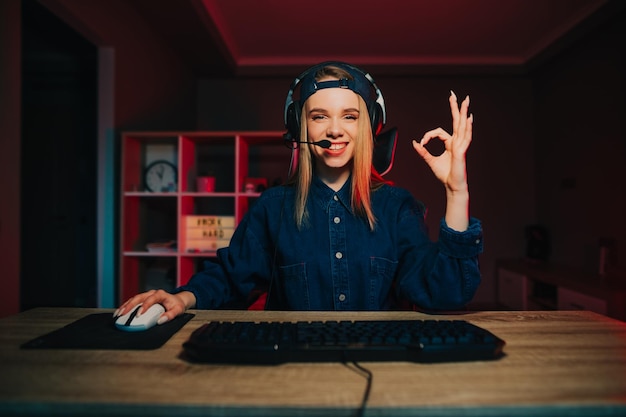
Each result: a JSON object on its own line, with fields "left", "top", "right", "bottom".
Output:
{"left": 285, "top": 101, "right": 301, "bottom": 141}
{"left": 368, "top": 102, "right": 383, "bottom": 137}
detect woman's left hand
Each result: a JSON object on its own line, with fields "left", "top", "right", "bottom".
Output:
{"left": 412, "top": 91, "right": 473, "bottom": 194}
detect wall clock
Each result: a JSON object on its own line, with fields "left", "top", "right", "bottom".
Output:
{"left": 144, "top": 160, "right": 177, "bottom": 192}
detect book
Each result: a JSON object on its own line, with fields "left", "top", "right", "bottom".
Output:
{"left": 145, "top": 240, "right": 177, "bottom": 253}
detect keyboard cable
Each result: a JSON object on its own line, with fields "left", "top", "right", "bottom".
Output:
{"left": 343, "top": 360, "right": 373, "bottom": 417}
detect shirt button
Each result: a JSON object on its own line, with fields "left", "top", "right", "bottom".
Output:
{"left": 338, "top": 294, "right": 346, "bottom": 302}
{"left": 333, "top": 195, "right": 339, "bottom": 201}
{"left": 475, "top": 239, "right": 481, "bottom": 244}
{"left": 334, "top": 217, "right": 341, "bottom": 224}
{"left": 335, "top": 252, "right": 343, "bottom": 259}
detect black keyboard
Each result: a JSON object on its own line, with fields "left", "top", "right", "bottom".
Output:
{"left": 182, "top": 319, "right": 505, "bottom": 364}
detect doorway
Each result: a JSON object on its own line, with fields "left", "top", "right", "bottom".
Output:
{"left": 21, "top": 0, "right": 98, "bottom": 309}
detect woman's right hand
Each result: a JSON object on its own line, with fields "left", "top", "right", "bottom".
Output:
{"left": 113, "top": 289, "right": 196, "bottom": 325}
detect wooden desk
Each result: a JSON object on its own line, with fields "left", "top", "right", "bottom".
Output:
{"left": 1, "top": 308, "right": 625, "bottom": 417}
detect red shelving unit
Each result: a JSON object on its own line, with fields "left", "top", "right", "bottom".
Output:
{"left": 119, "top": 131, "right": 287, "bottom": 302}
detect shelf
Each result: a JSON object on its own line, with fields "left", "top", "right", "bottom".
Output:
{"left": 123, "top": 251, "right": 178, "bottom": 256}
{"left": 122, "top": 191, "right": 178, "bottom": 197}
{"left": 119, "top": 131, "right": 287, "bottom": 302}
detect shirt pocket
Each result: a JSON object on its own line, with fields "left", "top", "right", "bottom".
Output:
{"left": 279, "top": 262, "right": 310, "bottom": 310}
{"left": 369, "top": 257, "right": 399, "bottom": 308}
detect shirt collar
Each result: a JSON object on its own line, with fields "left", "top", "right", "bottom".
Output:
{"left": 311, "top": 175, "right": 353, "bottom": 213}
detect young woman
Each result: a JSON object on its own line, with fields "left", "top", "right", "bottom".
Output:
{"left": 114, "top": 62, "right": 482, "bottom": 323}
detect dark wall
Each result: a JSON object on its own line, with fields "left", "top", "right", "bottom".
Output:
{"left": 21, "top": 0, "right": 98, "bottom": 309}
{"left": 0, "top": 0, "right": 22, "bottom": 317}
{"left": 532, "top": 7, "right": 626, "bottom": 275}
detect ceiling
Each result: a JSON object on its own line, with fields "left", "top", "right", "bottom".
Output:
{"left": 119, "top": 0, "right": 618, "bottom": 77}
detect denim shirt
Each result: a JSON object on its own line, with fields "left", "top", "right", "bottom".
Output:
{"left": 177, "top": 176, "right": 483, "bottom": 311}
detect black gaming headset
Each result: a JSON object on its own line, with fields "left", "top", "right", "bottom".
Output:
{"left": 283, "top": 61, "right": 387, "bottom": 143}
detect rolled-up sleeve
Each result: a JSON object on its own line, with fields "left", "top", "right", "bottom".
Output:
{"left": 438, "top": 217, "right": 483, "bottom": 258}
{"left": 395, "top": 197, "right": 483, "bottom": 311}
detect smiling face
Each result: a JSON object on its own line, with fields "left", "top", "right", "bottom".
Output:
{"left": 303, "top": 77, "right": 361, "bottom": 186}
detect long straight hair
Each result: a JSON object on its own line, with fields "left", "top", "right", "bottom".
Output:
{"left": 288, "top": 66, "right": 388, "bottom": 231}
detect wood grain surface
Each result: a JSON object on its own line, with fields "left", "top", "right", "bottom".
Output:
{"left": 1, "top": 308, "right": 625, "bottom": 416}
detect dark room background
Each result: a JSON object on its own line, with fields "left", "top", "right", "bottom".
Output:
{"left": 1, "top": 0, "right": 624, "bottom": 316}
{"left": 20, "top": 0, "right": 98, "bottom": 310}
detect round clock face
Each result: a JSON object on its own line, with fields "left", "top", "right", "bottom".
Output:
{"left": 144, "top": 160, "right": 177, "bottom": 192}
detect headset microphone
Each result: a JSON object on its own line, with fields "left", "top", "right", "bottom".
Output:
{"left": 297, "top": 140, "right": 331, "bottom": 149}
{"left": 283, "top": 133, "right": 332, "bottom": 149}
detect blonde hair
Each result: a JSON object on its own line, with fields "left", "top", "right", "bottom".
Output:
{"left": 288, "top": 65, "right": 387, "bottom": 231}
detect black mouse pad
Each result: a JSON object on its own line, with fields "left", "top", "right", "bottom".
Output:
{"left": 20, "top": 312, "right": 195, "bottom": 350}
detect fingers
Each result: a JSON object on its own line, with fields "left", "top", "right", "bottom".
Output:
{"left": 416, "top": 91, "right": 471, "bottom": 151}
{"left": 413, "top": 91, "right": 475, "bottom": 188}
{"left": 449, "top": 90, "right": 460, "bottom": 125}
{"left": 114, "top": 289, "right": 168, "bottom": 317}
{"left": 450, "top": 91, "right": 470, "bottom": 135}
{"left": 412, "top": 139, "right": 432, "bottom": 163}
{"left": 114, "top": 289, "right": 188, "bottom": 328}
{"left": 449, "top": 91, "right": 469, "bottom": 117}
{"left": 113, "top": 290, "right": 154, "bottom": 317}
{"left": 157, "top": 293, "right": 188, "bottom": 324}
{"left": 464, "top": 112, "right": 474, "bottom": 146}
{"left": 419, "top": 127, "right": 452, "bottom": 154}
{"left": 413, "top": 127, "right": 452, "bottom": 165}
{"left": 449, "top": 91, "right": 473, "bottom": 157}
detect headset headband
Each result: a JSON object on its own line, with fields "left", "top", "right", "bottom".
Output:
{"left": 283, "top": 61, "right": 386, "bottom": 140}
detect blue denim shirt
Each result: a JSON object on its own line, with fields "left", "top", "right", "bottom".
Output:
{"left": 177, "top": 176, "right": 483, "bottom": 311}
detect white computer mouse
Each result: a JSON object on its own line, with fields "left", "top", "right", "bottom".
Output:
{"left": 115, "top": 303, "right": 165, "bottom": 332}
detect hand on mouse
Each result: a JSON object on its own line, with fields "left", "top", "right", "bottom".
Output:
{"left": 113, "top": 289, "right": 196, "bottom": 325}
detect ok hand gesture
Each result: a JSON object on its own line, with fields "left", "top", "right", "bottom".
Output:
{"left": 412, "top": 91, "right": 473, "bottom": 231}
{"left": 412, "top": 91, "right": 473, "bottom": 194}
